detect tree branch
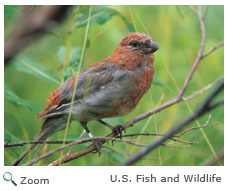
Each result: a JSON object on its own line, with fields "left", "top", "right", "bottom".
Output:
{"left": 24, "top": 137, "right": 148, "bottom": 166}
{"left": 6, "top": 113, "right": 217, "bottom": 166}
{"left": 4, "top": 5, "right": 72, "bottom": 64}
{"left": 175, "top": 114, "right": 213, "bottom": 137}
{"left": 121, "top": 114, "right": 217, "bottom": 145}
{"left": 6, "top": 115, "right": 216, "bottom": 148}
{"left": 7, "top": 113, "right": 217, "bottom": 166}
{"left": 122, "top": 81, "right": 224, "bottom": 165}
{"left": 178, "top": 5, "right": 206, "bottom": 98}
{"left": 6, "top": 76, "right": 222, "bottom": 165}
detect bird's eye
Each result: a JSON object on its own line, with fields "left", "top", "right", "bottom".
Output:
{"left": 130, "top": 40, "right": 138, "bottom": 47}
{"left": 145, "top": 40, "right": 151, "bottom": 47}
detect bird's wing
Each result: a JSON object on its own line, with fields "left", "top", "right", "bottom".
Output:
{"left": 36, "top": 60, "right": 135, "bottom": 119}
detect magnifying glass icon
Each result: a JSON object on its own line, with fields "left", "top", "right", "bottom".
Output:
{"left": 3, "top": 172, "right": 17, "bottom": 186}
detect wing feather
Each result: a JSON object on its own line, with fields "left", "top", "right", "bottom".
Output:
{"left": 36, "top": 60, "right": 128, "bottom": 119}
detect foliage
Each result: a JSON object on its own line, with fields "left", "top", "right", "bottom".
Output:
{"left": 57, "top": 46, "right": 81, "bottom": 80}
{"left": 11, "top": 55, "right": 61, "bottom": 85}
{"left": 73, "top": 6, "right": 135, "bottom": 32}
{"left": 4, "top": 83, "right": 40, "bottom": 112}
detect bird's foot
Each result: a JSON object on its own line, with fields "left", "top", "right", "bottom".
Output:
{"left": 113, "top": 125, "right": 125, "bottom": 141}
{"left": 111, "top": 125, "right": 125, "bottom": 146}
{"left": 91, "top": 140, "right": 103, "bottom": 156}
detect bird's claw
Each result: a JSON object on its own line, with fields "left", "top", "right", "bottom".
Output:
{"left": 91, "top": 140, "right": 102, "bottom": 156}
{"left": 113, "top": 125, "right": 125, "bottom": 139}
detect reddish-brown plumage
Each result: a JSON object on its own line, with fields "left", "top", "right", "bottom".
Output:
{"left": 14, "top": 32, "right": 159, "bottom": 166}
{"left": 37, "top": 33, "right": 158, "bottom": 120}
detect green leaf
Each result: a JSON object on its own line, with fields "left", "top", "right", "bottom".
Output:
{"left": 104, "top": 147, "right": 126, "bottom": 163}
{"left": 74, "top": 6, "right": 135, "bottom": 32}
{"left": 120, "top": 15, "right": 135, "bottom": 32}
{"left": 57, "top": 46, "right": 81, "bottom": 80}
{"left": 11, "top": 55, "right": 61, "bottom": 85}
{"left": 74, "top": 6, "right": 120, "bottom": 28}
{"left": 4, "top": 129, "right": 23, "bottom": 143}
{"left": 153, "top": 75, "right": 170, "bottom": 90}
{"left": 57, "top": 46, "right": 81, "bottom": 65}
{"left": 4, "top": 83, "right": 41, "bottom": 112}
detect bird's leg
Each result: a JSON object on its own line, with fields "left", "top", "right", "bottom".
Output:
{"left": 98, "top": 120, "right": 125, "bottom": 139}
{"left": 98, "top": 120, "right": 114, "bottom": 131}
{"left": 67, "top": 129, "right": 86, "bottom": 155}
{"left": 80, "top": 121, "right": 102, "bottom": 155}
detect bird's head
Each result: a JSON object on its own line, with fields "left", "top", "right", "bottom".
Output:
{"left": 117, "top": 32, "right": 159, "bottom": 54}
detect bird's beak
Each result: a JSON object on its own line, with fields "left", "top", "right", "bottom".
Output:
{"left": 148, "top": 40, "right": 159, "bottom": 53}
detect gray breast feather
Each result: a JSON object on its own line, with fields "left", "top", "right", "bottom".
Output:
{"left": 56, "top": 69, "right": 136, "bottom": 120}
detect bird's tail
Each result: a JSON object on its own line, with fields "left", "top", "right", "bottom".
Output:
{"left": 12, "top": 116, "right": 67, "bottom": 166}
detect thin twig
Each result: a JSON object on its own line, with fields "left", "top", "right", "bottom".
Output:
{"left": 201, "top": 40, "right": 224, "bottom": 59}
{"left": 176, "top": 114, "right": 213, "bottom": 137}
{"left": 121, "top": 114, "right": 216, "bottom": 145}
{"left": 178, "top": 5, "right": 206, "bottom": 98}
{"left": 187, "top": 5, "right": 198, "bottom": 15}
{"left": 6, "top": 121, "right": 210, "bottom": 148}
{"left": 23, "top": 137, "right": 146, "bottom": 166}
{"left": 4, "top": 140, "right": 74, "bottom": 147}
{"left": 161, "top": 144, "right": 191, "bottom": 149}
{"left": 28, "top": 137, "right": 193, "bottom": 166}
{"left": 169, "top": 138, "right": 198, "bottom": 145}
{"left": 120, "top": 133, "right": 198, "bottom": 145}
{"left": 183, "top": 76, "right": 224, "bottom": 101}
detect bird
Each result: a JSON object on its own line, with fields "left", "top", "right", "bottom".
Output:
{"left": 13, "top": 32, "right": 159, "bottom": 165}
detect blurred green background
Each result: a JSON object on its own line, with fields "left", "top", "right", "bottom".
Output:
{"left": 4, "top": 5, "right": 224, "bottom": 166}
